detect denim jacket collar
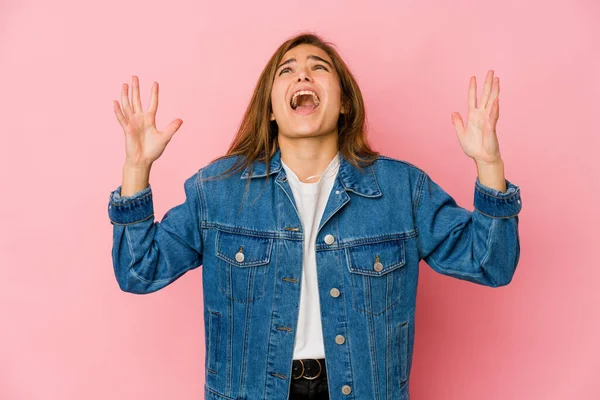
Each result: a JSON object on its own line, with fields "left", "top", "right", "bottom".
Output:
{"left": 240, "top": 147, "right": 382, "bottom": 198}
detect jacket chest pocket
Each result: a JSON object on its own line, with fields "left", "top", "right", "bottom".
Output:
{"left": 345, "top": 238, "right": 406, "bottom": 315}
{"left": 216, "top": 230, "right": 274, "bottom": 303}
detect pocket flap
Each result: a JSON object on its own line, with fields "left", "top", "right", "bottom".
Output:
{"left": 346, "top": 239, "right": 406, "bottom": 276}
{"left": 216, "top": 231, "right": 273, "bottom": 267}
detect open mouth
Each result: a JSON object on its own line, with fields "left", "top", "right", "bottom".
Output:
{"left": 290, "top": 90, "right": 320, "bottom": 114}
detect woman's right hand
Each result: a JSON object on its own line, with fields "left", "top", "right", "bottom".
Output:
{"left": 114, "top": 75, "right": 183, "bottom": 167}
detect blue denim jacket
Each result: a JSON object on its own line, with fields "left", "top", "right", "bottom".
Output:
{"left": 108, "top": 148, "right": 522, "bottom": 400}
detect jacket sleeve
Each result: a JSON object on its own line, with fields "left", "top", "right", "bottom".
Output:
{"left": 413, "top": 170, "right": 522, "bottom": 287}
{"left": 107, "top": 171, "right": 205, "bottom": 294}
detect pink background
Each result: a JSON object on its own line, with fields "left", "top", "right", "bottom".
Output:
{"left": 1, "top": 0, "right": 599, "bottom": 399}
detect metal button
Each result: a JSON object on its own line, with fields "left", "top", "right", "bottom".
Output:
{"left": 235, "top": 247, "right": 245, "bottom": 263}
{"left": 330, "top": 288, "right": 340, "bottom": 298}
{"left": 373, "top": 255, "right": 383, "bottom": 272}
{"left": 324, "top": 234, "right": 335, "bottom": 245}
{"left": 341, "top": 385, "right": 352, "bottom": 395}
{"left": 335, "top": 190, "right": 340, "bottom": 194}
{"left": 335, "top": 335, "right": 345, "bottom": 344}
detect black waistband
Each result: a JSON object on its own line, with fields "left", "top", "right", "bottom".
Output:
{"left": 292, "top": 358, "right": 326, "bottom": 380}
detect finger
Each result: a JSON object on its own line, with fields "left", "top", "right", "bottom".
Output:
{"left": 113, "top": 100, "right": 127, "bottom": 131}
{"left": 485, "top": 77, "right": 500, "bottom": 114}
{"left": 121, "top": 83, "right": 133, "bottom": 119}
{"left": 147, "top": 82, "right": 158, "bottom": 118}
{"left": 162, "top": 118, "right": 183, "bottom": 142}
{"left": 468, "top": 76, "right": 477, "bottom": 109}
{"left": 481, "top": 70, "right": 494, "bottom": 109}
{"left": 451, "top": 112, "right": 464, "bottom": 136}
{"left": 132, "top": 75, "right": 143, "bottom": 114}
{"left": 490, "top": 97, "right": 500, "bottom": 129}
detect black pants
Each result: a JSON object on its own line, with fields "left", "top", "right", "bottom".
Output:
{"left": 288, "top": 359, "right": 329, "bottom": 399}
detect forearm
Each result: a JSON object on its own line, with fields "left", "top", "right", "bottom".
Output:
{"left": 121, "top": 163, "right": 152, "bottom": 196}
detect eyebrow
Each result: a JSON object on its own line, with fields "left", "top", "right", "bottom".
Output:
{"left": 276, "top": 55, "right": 333, "bottom": 71}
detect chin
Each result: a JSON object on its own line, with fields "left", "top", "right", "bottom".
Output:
{"left": 275, "top": 110, "right": 338, "bottom": 138}
{"left": 283, "top": 128, "right": 321, "bottom": 138}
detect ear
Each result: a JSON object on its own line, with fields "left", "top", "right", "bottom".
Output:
{"left": 340, "top": 102, "right": 346, "bottom": 114}
{"left": 270, "top": 112, "right": 276, "bottom": 121}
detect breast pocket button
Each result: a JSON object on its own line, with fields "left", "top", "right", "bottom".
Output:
{"left": 373, "top": 255, "right": 383, "bottom": 272}
{"left": 324, "top": 234, "right": 335, "bottom": 245}
{"left": 235, "top": 251, "right": 245, "bottom": 263}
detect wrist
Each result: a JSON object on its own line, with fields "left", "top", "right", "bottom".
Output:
{"left": 123, "top": 161, "right": 153, "bottom": 171}
{"left": 475, "top": 159, "right": 506, "bottom": 193}
{"left": 474, "top": 157, "right": 504, "bottom": 169}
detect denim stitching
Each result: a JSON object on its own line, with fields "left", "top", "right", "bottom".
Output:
{"left": 479, "top": 218, "right": 498, "bottom": 287}
{"left": 413, "top": 171, "right": 427, "bottom": 261}
{"left": 473, "top": 208, "right": 520, "bottom": 219}
{"left": 125, "top": 228, "right": 135, "bottom": 270}
{"left": 427, "top": 254, "right": 485, "bottom": 279}
{"left": 110, "top": 190, "right": 152, "bottom": 206}
{"left": 475, "top": 183, "right": 520, "bottom": 200}
{"left": 109, "top": 213, "right": 154, "bottom": 226}
{"left": 367, "top": 303, "right": 380, "bottom": 400}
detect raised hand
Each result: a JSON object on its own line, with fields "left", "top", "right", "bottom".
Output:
{"left": 451, "top": 70, "right": 502, "bottom": 165}
{"left": 114, "top": 75, "right": 183, "bottom": 167}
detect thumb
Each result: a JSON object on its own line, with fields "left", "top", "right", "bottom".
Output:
{"left": 163, "top": 119, "right": 183, "bottom": 141}
{"left": 451, "top": 112, "right": 464, "bottom": 136}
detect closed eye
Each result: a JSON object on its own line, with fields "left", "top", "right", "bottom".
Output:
{"left": 278, "top": 64, "right": 328, "bottom": 76}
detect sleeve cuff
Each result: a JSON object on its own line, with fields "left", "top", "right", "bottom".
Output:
{"left": 108, "top": 184, "right": 154, "bottom": 225}
{"left": 474, "top": 178, "right": 522, "bottom": 218}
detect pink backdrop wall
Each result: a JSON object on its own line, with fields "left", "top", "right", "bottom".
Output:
{"left": 1, "top": 0, "right": 599, "bottom": 399}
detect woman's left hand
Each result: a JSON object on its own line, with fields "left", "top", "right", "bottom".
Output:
{"left": 451, "top": 70, "right": 502, "bottom": 165}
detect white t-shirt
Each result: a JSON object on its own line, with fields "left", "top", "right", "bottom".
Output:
{"left": 280, "top": 152, "right": 340, "bottom": 360}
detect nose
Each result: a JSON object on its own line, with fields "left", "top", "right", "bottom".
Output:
{"left": 296, "top": 68, "right": 313, "bottom": 82}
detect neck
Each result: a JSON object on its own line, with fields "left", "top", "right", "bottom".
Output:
{"left": 278, "top": 132, "right": 339, "bottom": 182}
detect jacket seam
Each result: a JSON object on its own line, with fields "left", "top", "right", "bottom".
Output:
{"left": 197, "top": 168, "right": 209, "bottom": 264}
{"left": 377, "top": 155, "right": 426, "bottom": 174}
{"left": 125, "top": 227, "right": 135, "bottom": 269}
{"left": 479, "top": 218, "right": 498, "bottom": 286}
{"left": 109, "top": 213, "right": 154, "bottom": 226}
{"left": 366, "top": 300, "right": 379, "bottom": 399}
{"left": 197, "top": 168, "right": 208, "bottom": 224}
{"left": 413, "top": 170, "right": 426, "bottom": 214}
{"left": 413, "top": 170, "right": 426, "bottom": 260}
{"left": 427, "top": 254, "right": 485, "bottom": 279}
{"left": 473, "top": 208, "right": 520, "bottom": 219}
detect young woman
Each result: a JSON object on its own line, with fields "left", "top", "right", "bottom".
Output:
{"left": 109, "top": 33, "right": 522, "bottom": 400}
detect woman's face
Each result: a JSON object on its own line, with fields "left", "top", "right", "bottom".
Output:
{"left": 270, "top": 44, "right": 344, "bottom": 140}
